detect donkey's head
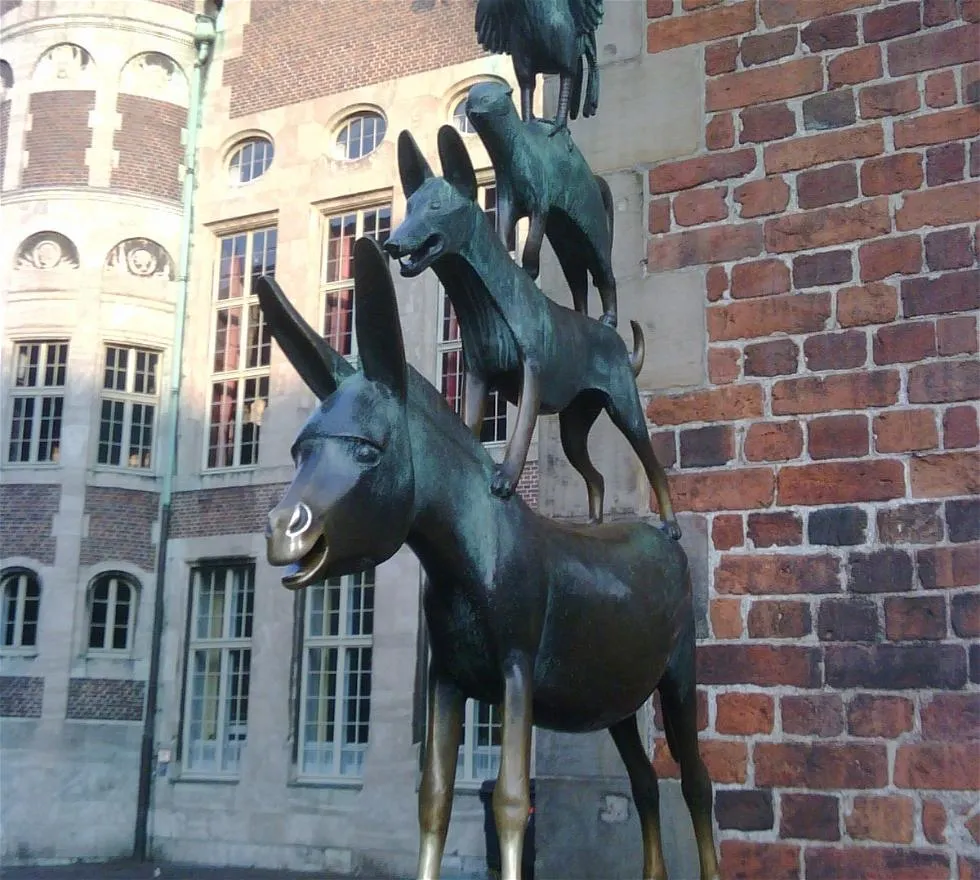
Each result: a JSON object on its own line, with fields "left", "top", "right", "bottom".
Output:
{"left": 257, "top": 237, "right": 415, "bottom": 590}
{"left": 384, "top": 127, "right": 480, "bottom": 277}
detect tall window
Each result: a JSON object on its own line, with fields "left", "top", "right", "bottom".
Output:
{"left": 183, "top": 563, "right": 253, "bottom": 775}
{"left": 321, "top": 205, "right": 391, "bottom": 361}
{"left": 298, "top": 570, "right": 374, "bottom": 780}
{"left": 1, "top": 569, "right": 41, "bottom": 650}
{"left": 208, "top": 227, "right": 276, "bottom": 469}
{"left": 97, "top": 345, "right": 159, "bottom": 469}
{"left": 7, "top": 340, "right": 68, "bottom": 464}
{"left": 457, "top": 699, "right": 502, "bottom": 783}
{"left": 88, "top": 574, "right": 136, "bottom": 652}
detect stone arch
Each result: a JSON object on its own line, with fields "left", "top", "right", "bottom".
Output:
{"left": 15, "top": 231, "right": 79, "bottom": 270}
{"left": 32, "top": 43, "right": 95, "bottom": 90}
{"left": 0, "top": 59, "right": 13, "bottom": 91}
{"left": 119, "top": 51, "right": 188, "bottom": 106}
{"left": 104, "top": 238, "right": 175, "bottom": 280}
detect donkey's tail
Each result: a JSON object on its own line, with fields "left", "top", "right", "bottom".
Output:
{"left": 629, "top": 320, "right": 645, "bottom": 377}
{"left": 596, "top": 172, "right": 614, "bottom": 243}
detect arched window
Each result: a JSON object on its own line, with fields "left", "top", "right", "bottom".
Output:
{"left": 451, "top": 97, "right": 474, "bottom": 134}
{"left": 88, "top": 573, "right": 137, "bottom": 652}
{"left": 335, "top": 111, "right": 386, "bottom": 161}
{"left": 1, "top": 569, "right": 40, "bottom": 649}
{"left": 228, "top": 137, "right": 274, "bottom": 184}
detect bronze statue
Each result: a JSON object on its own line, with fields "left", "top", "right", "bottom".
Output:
{"left": 475, "top": 0, "right": 603, "bottom": 132}
{"left": 257, "top": 237, "right": 719, "bottom": 880}
{"left": 384, "top": 127, "right": 679, "bottom": 535}
{"left": 465, "top": 81, "right": 617, "bottom": 326}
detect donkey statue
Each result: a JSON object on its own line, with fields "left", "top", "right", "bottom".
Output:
{"left": 257, "top": 237, "right": 719, "bottom": 880}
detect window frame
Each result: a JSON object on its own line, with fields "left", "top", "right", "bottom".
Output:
{"left": 451, "top": 97, "right": 475, "bottom": 135}
{"left": 95, "top": 343, "right": 162, "bottom": 471}
{"left": 334, "top": 111, "right": 387, "bottom": 161}
{"left": 456, "top": 698, "right": 502, "bottom": 786}
{"left": 228, "top": 136, "right": 274, "bottom": 185}
{"left": 86, "top": 572, "right": 138, "bottom": 655}
{"left": 6, "top": 339, "right": 69, "bottom": 466}
{"left": 1, "top": 568, "right": 41, "bottom": 654}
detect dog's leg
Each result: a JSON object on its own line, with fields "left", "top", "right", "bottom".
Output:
{"left": 417, "top": 669, "right": 464, "bottom": 880}
{"left": 520, "top": 211, "right": 547, "bottom": 281}
{"left": 494, "top": 653, "right": 533, "bottom": 880}
{"left": 463, "top": 372, "right": 488, "bottom": 437}
{"left": 492, "top": 358, "right": 540, "bottom": 498}
{"left": 559, "top": 396, "right": 605, "bottom": 523}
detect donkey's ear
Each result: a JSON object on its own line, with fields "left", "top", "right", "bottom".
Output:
{"left": 255, "top": 275, "right": 355, "bottom": 400}
{"left": 353, "top": 237, "right": 408, "bottom": 401}
{"left": 437, "top": 125, "right": 478, "bottom": 202}
{"left": 397, "top": 130, "right": 434, "bottom": 199}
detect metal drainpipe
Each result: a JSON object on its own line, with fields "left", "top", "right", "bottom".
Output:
{"left": 134, "top": 14, "right": 216, "bottom": 862}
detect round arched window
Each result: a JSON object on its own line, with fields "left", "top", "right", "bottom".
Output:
{"left": 228, "top": 137, "right": 274, "bottom": 184}
{"left": 335, "top": 111, "right": 386, "bottom": 160}
{"left": 451, "top": 98, "right": 474, "bottom": 134}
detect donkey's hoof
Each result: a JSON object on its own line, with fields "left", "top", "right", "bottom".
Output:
{"left": 663, "top": 520, "right": 682, "bottom": 541}
{"left": 490, "top": 467, "right": 516, "bottom": 499}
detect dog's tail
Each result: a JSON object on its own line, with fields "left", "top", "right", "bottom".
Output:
{"left": 596, "top": 173, "right": 614, "bottom": 243}
{"left": 629, "top": 320, "right": 645, "bottom": 377}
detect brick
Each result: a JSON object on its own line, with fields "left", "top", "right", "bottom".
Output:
{"left": 771, "top": 370, "right": 899, "bottom": 415}
{"left": 710, "top": 597, "right": 744, "bottom": 637}
{"left": 925, "top": 69, "right": 957, "bottom": 109}
{"left": 648, "top": 223, "right": 762, "bottom": 269}
{"left": 708, "top": 293, "right": 831, "bottom": 341}
{"left": 803, "top": 89, "right": 856, "bottom": 131}
{"left": 972, "top": 644, "right": 980, "bottom": 684}
{"left": 744, "top": 421, "right": 803, "bottom": 461}
{"left": 715, "top": 692, "right": 774, "bottom": 735}
{"left": 968, "top": 0, "right": 980, "bottom": 22}
{"left": 679, "top": 425, "right": 734, "bottom": 467}
{"left": 937, "top": 316, "right": 979, "bottom": 356}
{"left": 765, "top": 198, "right": 891, "bottom": 252}
{"left": 699, "top": 740, "right": 748, "bottom": 783}
{"left": 673, "top": 187, "right": 728, "bottom": 226}
{"left": 837, "top": 281, "right": 898, "bottom": 327}
{"left": 909, "top": 361, "right": 980, "bottom": 404}
{"left": 778, "top": 460, "right": 905, "bottom": 505}
{"left": 647, "top": 0, "right": 672, "bottom": 16}
{"left": 719, "top": 841, "right": 800, "bottom": 880}
{"left": 781, "top": 793, "right": 840, "bottom": 841}
{"left": 648, "top": 384, "right": 764, "bottom": 425}
{"left": 808, "top": 413, "right": 869, "bottom": 459}
{"left": 925, "top": 227, "right": 975, "bottom": 271}
{"left": 859, "top": 78, "right": 920, "bottom": 118}
{"left": 708, "top": 347, "right": 740, "bottom": 383}
{"left": 793, "top": 250, "right": 853, "bottom": 288}
{"left": 712, "top": 515, "right": 744, "bottom": 551}
{"left": 803, "top": 330, "right": 866, "bottom": 371}
{"left": 828, "top": 44, "right": 882, "bottom": 87}
{"left": 706, "top": 57, "right": 824, "bottom": 113}
{"left": 706, "top": 265, "right": 729, "bottom": 302}
{"left": 944, "top": 405, "right": 980, "bottom": 449}
{"left": 733, "top": 177, "right": 791, "bottom": 218}
{"left": 650, "top": 149, "right": 756, "bottom": 193}
{"left": 951, "top": 591, "right": 980, "bottom": 637}
{"left": 747, "top": 512, "right": 803, "bottom": 547}
{"left": 895, "top": 743, "right": 980, "bottom": 790}
{"left": 921, "top": 693, "right": 980, "bottom": 741}
{"left": 739, "top": 103, "right": 796, "bottom": 143}
{"left": 877, "top": 503, "right": 943, "bottom": 545}
{"left": 683, "top": 0, "right": 725, "bottom": 10}
{"left": 666, "top": 468, "right": 775, "bottom": 512}
{"left": 818, "top": 596, "right": 880, "bottom": 641}
{"left": 807, "top": 847, "right": 949, "bottom": 880}
{"left": 705, "top": 38, "right": 739, "bottom": 76}
{"left": 755, "top": 742, "right": 887, "bottom": 789}
{"left": 648, "top": 197, "right": 670, "bottom": 233}
{"left": 898, "top": 181, "right": 980, "bottom": 230}
{"left": 716, "top": 553, "right": 839, "bottom": 595}
{"left": 808, "top": 506, "right": 867, "bottom": 545}
{"left": 845, "top": 795, "right": 915, "bottom": 843}
{"left": 782, "top": 694, "right": 844, "bottom": 737}
{"left": 652, "top": 687, "right": 710, "bottom": 733}
{"left": 863, "top": 2, "right": 921, "bottom": 42}
{"left": 826, "top": 643, "right": 968, "bottom": 689}
{"left": 697, "top": 644, "right": 821, "bottom": 686}
{"left": 715, "top": 789, "right": 774, "bottom": 832}
{"left": 847, "top": 694, "right": 914, "bottom": 737}
{"left": 859, "top": 235, "right": 922, "bottom": 282}
{"left": 765, "top": 124, "right": 884, "bottom": 174}
{"left": 873, "top": 322, "right": 936, "bottom": 365}
{"left": 898, "top": 107, "right": 980, "bottom": 150}
{"left": 902, "top": 269, "right": 980, "bottom": 316}
{"left": 918, "top": 543, "right": 980, "bottom": 588}
{"left": 885, "top": 595, "right": 947, "bottom": 640}
{"left": 650, "top": 430, "right": 677, "bottom": 470}
{"left": 760, "top": 0, "right": 877, "bottom": 28}
{"left": 849, "top": 548, "right": 915, "bottom": 592}
{"left": 923, "top": 0, "right": 956, "bottom": 26}
{"left": 802, "top": 13, "right": 857, "bottom": 51}
{"left": 861, "top": 152, "right": 924, "bottom": 196}
{"left": 948, "top": 498, "right": 980, "bottom": 543}
{"left": 922, "top": 800, "right": 947, "bottom": 845}
{"left": 747, "top": 599, "right": 811, "bottom": 638}
{"left": 888, "top": 23, "right": 980, "bottom": 76}
{"left": 744, "top": 339, "right": 799, "bottom": 376}
{"left": 873, "top": 409, "right": 939, "bottom": 452}
{"left": 706, "top": 113, "right": 735, "bottom": 150}
{"left": 797, "top": 163, "right": 859, "bottom": 210}
{"left": 741, "top": 30, "right": 799, "bottom": 67}
{"left": 730, "top": 258, "right": 791, "bottom": 297}
{"left": 927, "top": 142, "right": 965, "bottom": 187}
{"left": 647, "top": 1, "right": 756, "bottom": 53}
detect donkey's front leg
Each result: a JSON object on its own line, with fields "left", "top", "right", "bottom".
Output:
{"left": 494, "top": 654, "right": 534, "bottom": 880}
{"left": 491, "top": 359, "right": 540, "bottom": 498}
{"left": 418, "top": 670, "right": 464, "bottom": 880}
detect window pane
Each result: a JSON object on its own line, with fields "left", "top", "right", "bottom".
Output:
{"left": 213, "top": 306, "right": 242, "bottom": 373}
{"left": 218, "top": 234, "right": 246, "bottom": 301}
{"left": 251, "top": 228, "right": 277, "bottom": 284}
{"left": 46, "top": 342, "right": 69, "bottom": 387}
{"left": 223, "top": 648, "right": 250, "bottom": 771}
{"left": 128, "top": 403, "right": 154, "bottom": 468}
{"left": 303, "top": 645, "right": 338, "bottom": 775}
{"left": 14, "top": 344, "right": 40, "bottom": 388}
{"left": 8, "top": 397, "right": 34, "bottom": 462}
{"left": 98, "top": 399, "right": 124, "bottom": 466}
{"left": 453, "top": 99, "right": 474, "bottom": 134}
{"left": 480, "top": 390, "right": 508, "bottom": 444}
{"left": 440, "top": 349, "right": 463, "bottom": 415}
{"left": 324, "top": 287, "right": 354, "bottom": 357}
{"left": 246, "top": 304, "right": 271, "bottom": 369}
{"left": 188, "top": 648, "right": 222, "bottom": 771}
{"left": 208, "top": 380, "right": 238, "bottom": 468}
{"left": 239, "top": 375, "right": 268, "bottom": 466}
{"left": 2, "top": 578, "right": 20, "bottom": 647}
{"left": 36, "top": 396, "right": 63, "bottom": 463}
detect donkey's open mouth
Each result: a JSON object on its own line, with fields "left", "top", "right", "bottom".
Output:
{"left": 281, "top": 533, "right": 330, "bottom": 590}
{"left": 388, "top": 233, "right": 444, "bottom": 278}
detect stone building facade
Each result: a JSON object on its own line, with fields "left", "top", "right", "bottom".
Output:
{"left": 1, "top": 0, "right": 977, "bottom": 878}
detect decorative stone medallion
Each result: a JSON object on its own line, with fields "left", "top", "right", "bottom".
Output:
{"left": 34, "top": 43, "right": 93, "bottom": 88}
{"left": 15, "top": 231, "right": 80, "bottom": 269}
{"left": 104, "top": 238, "right": 175, "bottom": 279}
{"left": 119, "top": 52, "right": 187, "bottom": 106}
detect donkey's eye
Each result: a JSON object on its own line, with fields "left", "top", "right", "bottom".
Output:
{"left": 430, "top": 200, "right": 441, "bottom": 210}
{"left": 354, "top": 441, "right": 381, "bottom": 465}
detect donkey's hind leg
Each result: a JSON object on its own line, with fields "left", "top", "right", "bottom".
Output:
{"left": 609, "top": 713, "right": 668, "bottom": 880}
{"left": 659, "top": 622, "right": 719, "bottom": 880}
{"left": 559, "top": 394, "right": 605, "bottom": 523}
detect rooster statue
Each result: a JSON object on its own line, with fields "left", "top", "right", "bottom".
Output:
{"left": 475, "top": 0, "right": 604, "bottom": 133}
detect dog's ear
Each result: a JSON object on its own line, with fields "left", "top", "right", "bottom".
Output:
{"left": 353, "top": 237, "right": 408, "bottom": 402}
{"left": 397, "top": 130, "right": 434, "bottom": 199}
{"left": 437, "top": 125, "right": 478, "bottom": 203}
{"left": 256, "top": 275, "right": 354, "bottom": 401}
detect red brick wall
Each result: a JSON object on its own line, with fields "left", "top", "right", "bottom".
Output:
{"left": 80, "top": 487, "right": 159, "bottom": 571}
{"left": 516, "top": 460, "right": 539, "bottom": 509}
{"left": 223, "top": 0, "right": 487, "bottom": 118}
{"left": 21, "top": 91, "right": 94, "bottom": 188}
{"left": 644, "top": 2, "right": 979, "bottom": 876}
{"left": 0, "top": 484, "right": 60, "bottom": 565}
{"left": 150, "top": 0, "right": 193, "bottom": 10}
{"left": 0, "top": 99, "right": 9, "bottom": 189}
{"left": 111, "top": 94, "right": 184, "bottom": 201}
{"left": 170, "top": 484, "right": 289, "bottom": 538}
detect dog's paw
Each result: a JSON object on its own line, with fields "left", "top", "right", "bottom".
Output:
{"left": 599, "top": 311, "right": 617, "bottom": 328}
{"left": 490, "top": 466, "right": 516, "bottom": 499}
{"left": 662, "top": 520, "right": 682, "bottom": 541}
